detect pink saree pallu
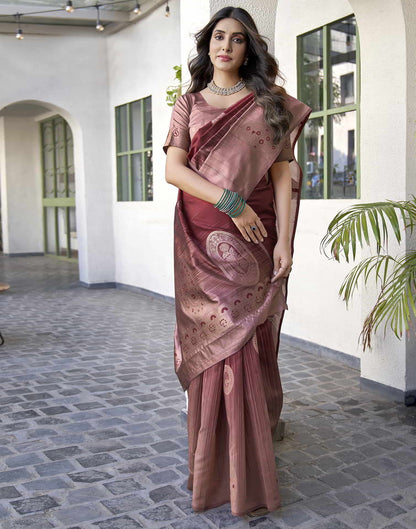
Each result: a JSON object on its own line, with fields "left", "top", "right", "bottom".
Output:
{"left": 164, "top": 90, "right": 311, "bottom": 516}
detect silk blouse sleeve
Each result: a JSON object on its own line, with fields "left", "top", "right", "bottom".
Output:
{"left": 163, "top": 95, "right": 192, "bottom": 154}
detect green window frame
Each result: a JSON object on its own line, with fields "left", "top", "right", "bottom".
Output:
{"left": 115, "top": 95, "right": 153, "bottom": 201}
{"left": 297, "top": 14, "right": 360, "bottom": 199}
{"left": 40, "top": 115, "right": 77, "bottom": 260}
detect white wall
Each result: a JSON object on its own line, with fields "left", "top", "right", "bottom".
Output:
{"left": 0, "top": 116, "right": 43, "bottom": 254}
{"left": 276, "top": 0, "right": 412, "bottom": 393}
{"left": 107, "top": 0, "right": 182, "bottom": 296}
{"left": 0, "top": 31, "right": 114, "bottom": 284}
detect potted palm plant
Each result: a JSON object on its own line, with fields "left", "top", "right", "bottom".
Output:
{"left": 320, "top": 196, "right": 416, "bottom": 351}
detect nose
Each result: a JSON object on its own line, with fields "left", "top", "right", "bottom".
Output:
{"left": 221, "top": 38, "right": 232, "bottom": 52}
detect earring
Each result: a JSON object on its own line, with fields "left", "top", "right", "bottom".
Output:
{"left": 243, "top": 57, "right": 248, "bottom": 65}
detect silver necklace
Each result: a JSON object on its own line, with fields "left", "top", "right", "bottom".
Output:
{"left": 207, "top": 78, "right": 246, "bottom": 96}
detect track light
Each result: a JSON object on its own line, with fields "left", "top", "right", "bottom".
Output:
{"left": 7, "top": 0, "right": 174, "bottom": 39}
{"left": 15, "top": 13, "right": 24, "bottom": 39}
{"left": 95, "top": 3, "right": 104, "bottom": 31}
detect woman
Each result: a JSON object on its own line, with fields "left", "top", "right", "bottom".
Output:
{"left": 163, "top": 6, "right": 311, "bottom": 518}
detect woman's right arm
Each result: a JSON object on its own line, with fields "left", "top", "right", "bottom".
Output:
{"left": 165, "top": 145, "right": 224, "bottom": 205}
{"left": 165, "top": 145, "right": 267, "bottom": 243}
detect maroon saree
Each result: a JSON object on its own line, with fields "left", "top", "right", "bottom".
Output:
{"left": 164, "top": 90, "right": 311, "bottom": 516}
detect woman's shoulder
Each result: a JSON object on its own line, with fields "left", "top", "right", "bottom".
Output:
{"left": 173, "top": 92, "right": 198, "bottom": 114}
{"left": 272, "top": 85, "right": 312, "bottom": 117}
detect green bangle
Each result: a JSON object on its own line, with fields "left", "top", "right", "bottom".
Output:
{"left": 214, "top": 188, "right": 246, "bottom": 218}
{"left": 229, "top": 196, "right": 246, "bottom": 217}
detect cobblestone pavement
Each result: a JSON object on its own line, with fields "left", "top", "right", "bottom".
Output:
{"left": 1, "top": 255, "right": 416, "bottom": 529}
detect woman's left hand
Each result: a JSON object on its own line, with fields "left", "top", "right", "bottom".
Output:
{"left": 271, "top": 239, "right": 293, "bottom": 283}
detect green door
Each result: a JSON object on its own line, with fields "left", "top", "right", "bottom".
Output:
{"left": 41, "top": 116, "right": 77, "bottom": 259}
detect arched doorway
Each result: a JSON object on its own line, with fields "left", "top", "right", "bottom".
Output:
{"left": 0, "top": 101, "right": 77, "bottom": 260}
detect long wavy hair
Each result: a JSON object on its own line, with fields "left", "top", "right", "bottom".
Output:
{"left": 187, "top": 6, "right": 292, "bottom": 145}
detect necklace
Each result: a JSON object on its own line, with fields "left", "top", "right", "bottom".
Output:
{"left": 207, "top": 78, "right": 246, "bottom": 96}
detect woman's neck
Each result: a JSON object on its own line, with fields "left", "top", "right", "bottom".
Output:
{"left": 212, "top": 72, "right": 241, "bottom": 88}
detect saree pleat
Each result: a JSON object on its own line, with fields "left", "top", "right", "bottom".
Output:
{"left": 187, "top": 318, "right": 282, "bottom": 516}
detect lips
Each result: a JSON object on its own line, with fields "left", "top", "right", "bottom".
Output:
{"left": 217, "top": 55, "right": 232, "bottom": 61}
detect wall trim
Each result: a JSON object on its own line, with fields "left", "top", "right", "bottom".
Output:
{"left": 79, "top": 281, "right": 116, "bottom": 289}
{"left": 79, "top": 280, "right": 175, "bottom": 305}
{"left": 4, "top": 252, "right": 44, "bottom": 257}
{"left": 280, "top": 333, "right": 360, "bottom": 370}
{"left": 360, "top": 376, "right": 416, "bottom": 407}
{"left": 115, "top": 282, "right": 175, "bottom": 305}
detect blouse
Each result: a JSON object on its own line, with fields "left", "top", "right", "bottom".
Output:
{"left": 163, "top": 93, "right": 294, "bottom": 163}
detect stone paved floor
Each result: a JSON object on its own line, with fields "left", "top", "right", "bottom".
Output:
{"left": 1, "top": 255, "right": 416, "bottom": 529}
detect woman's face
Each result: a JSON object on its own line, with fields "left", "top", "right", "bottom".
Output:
{"left": 209, "top": 17, "right": 247, "bottom": 75}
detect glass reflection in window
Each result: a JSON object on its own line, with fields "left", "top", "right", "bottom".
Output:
{"left": 330, "top": 111, "right": 356, "bottom": 198}
{"left": 330, "top": 16, "right": 356, "bottom": 108}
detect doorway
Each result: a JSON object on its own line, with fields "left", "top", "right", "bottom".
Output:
{"left": 40, "top": 116, "right": 77, "bottom": 259}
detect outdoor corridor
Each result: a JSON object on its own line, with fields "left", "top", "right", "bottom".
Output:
{"left": 0, "top": 255, "right": 415, "bottom": 529}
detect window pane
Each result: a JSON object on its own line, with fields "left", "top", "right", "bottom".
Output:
{"left": 116, "top": 105, "right": 128, "bottom": 152}
{"left": 57, "top": 207, "right": 68, "bottom": 256}
{"left": 145, "top": 150, "right": 153, "bottom": 201}
{"left": 131, "top": 100, "right": 143, "bottom": 151}
{"left": 301, "top": 117, "right": 324, "bottom": 199}
{"left": 144, "top": 96, "right": 152, "bottom": 149}
{"left": 117, "top": 155, "right": 129, "bottom": 201}
{"left": 132, "top": 153, "right": 143, "bottom": 201}
{"left": 43, "top": 148, "right": 55, "bottom": 198}
{"left": 69, "top": 206, "right": 77, "bottom": 258}
{"left": 42, "top": 121, "right": 53, "bottom": 145}
{"left": 330, "top": 17, "right": 357, "bottom": 108}
{"left": 330, "top": 111, "right": 357, "bottom": 198}
{"left": 300, "top": 29, "right": 323, "bottom": 112}
{"left": 66, "top": 125, "right": 75, "bottom": 197}
{"left": 45, "top": 207, "right": 56, "bottom": 254}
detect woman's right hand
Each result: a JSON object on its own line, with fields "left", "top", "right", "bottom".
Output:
{"left": 230, "top": 203, "right": 268, "bottom": 243}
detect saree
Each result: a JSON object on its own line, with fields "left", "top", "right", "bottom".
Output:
{"left": 164, "top": 90, "right": 311, "bottom": 516}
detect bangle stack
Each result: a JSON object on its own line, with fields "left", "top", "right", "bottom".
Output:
{"left": 214, "top": 189, "right": 246, "bottom": 218}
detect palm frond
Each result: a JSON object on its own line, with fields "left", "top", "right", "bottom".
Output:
{"left": 338, "top": 255, "right": 395, "bottom": 308}
{"left": 320, "top": 198, "right": 416, "bottom": 263}
{"left": 359, "top": 250, "right": 416, "bottom": 350}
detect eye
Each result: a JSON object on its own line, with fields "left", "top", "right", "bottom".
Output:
{"left": 233, "top": 37, "right": 244, "bottom": 44}
{"left": 214, "top": 34, "right": 223, "bottom": 40}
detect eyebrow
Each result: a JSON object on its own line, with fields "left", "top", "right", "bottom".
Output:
{"left": 213, "top": 29, "right": 245, "bottom": 37}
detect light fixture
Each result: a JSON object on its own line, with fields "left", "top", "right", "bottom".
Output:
{"left": 133, "top": 2, "right": 141, "bottom": 15}
{"left": 15, "top": 13, "right": 24, "bottom": 39}
{"left": 165, "top": 1, "right": 170, "bottom": 17}
{"left": 95, "top": 3, "right": 104, "bottom": 31}
{"left": 65, "top": 1, "right": 74, "bottom": 13}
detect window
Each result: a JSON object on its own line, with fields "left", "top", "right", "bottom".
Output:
{"left": 297, "top": 15, "right": 360, "bottom": 199}
{"left": 115, "top": 96, "right": 153, "bottom": 201}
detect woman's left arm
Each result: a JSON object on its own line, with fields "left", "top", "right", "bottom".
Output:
{"left": 270, "top": 160, "right": 292, "bottom": 283}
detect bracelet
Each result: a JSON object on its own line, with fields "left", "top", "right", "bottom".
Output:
{"left": 214, "top": 189, "right": 246, "bottom": 218}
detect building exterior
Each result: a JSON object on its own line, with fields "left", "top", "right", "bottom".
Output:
{"left": 0, "top": 0, "right": 415, "bottom": 404}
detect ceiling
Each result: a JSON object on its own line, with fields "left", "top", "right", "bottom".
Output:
{"left": 0, "top": 0, "right": 168, "bottom": 33}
